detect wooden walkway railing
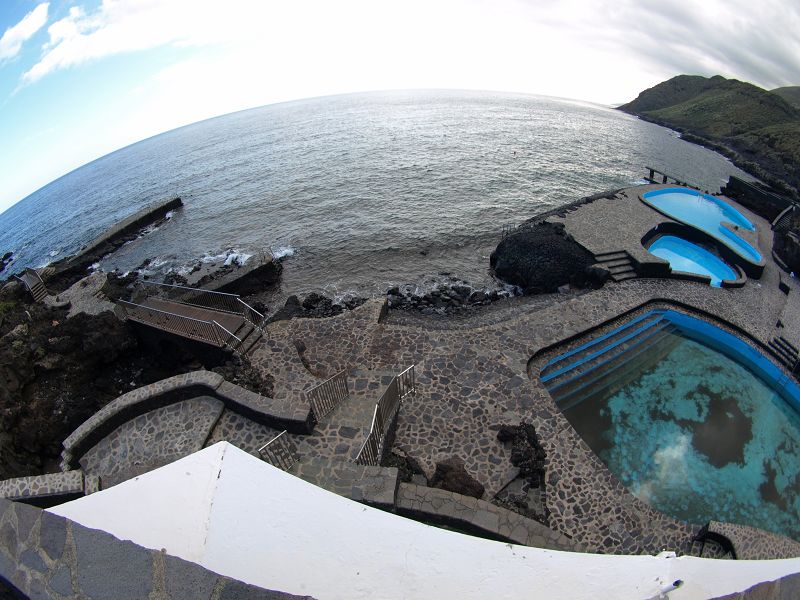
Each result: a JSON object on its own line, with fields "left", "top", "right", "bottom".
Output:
{"left": 305, "top": 370, "right": 349, "bottom": 422}
{"left": 258, "top": 430, "right": 298, "bottom": 470}
{"left": 355, "top": 365, "right": 416, "bottom": 466}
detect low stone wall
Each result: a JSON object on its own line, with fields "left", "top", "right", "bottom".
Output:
{"left": 61, "top": 371, "right": 312, "bottom": 471}
{"left": 395, "top": 483, "right": 585, "bottom": 553}
{"left": 0, "top": 497, "right": 312, "bottom": 599}
{"left": 0, "top": 472, "right": 95, "bottom": 506}
{"left": 708, "top": 521, "right": 800, "bottom": 561}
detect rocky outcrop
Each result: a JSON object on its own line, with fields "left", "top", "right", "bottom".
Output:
{"left": 490, "top": 222, "right": 598, "bottom": 294}
{"left": 387, "top": 281, "right": 517, "bottom": 315}
{"left": 269, "top": 293, "right": 367, "bottom": 322}
{"left": 430, "top": 456, "right": 485, "bottom": 499}
{"left": 0, "top": 251, "right": 13, "bottom": 275}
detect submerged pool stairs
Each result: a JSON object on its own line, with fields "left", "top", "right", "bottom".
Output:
{"left": 593, "top": 250, "right": 637, "bottom": 282}
{"left": 768, "top": 335, "right": 799, "bottom": 371}
{"left": 540, "top": 312, "right": 679, "bottom": 410}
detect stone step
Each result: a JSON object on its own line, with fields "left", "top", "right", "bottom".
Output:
{"left": 612, "top": 271, "right": 637, "bottom": 282}
{"left": 554, "top": 329, "right": 680, "bottom": 411}
{"left": 601, "top": 258, "right": 633, "bottom": 270}
{"left": 540, "top": 313, "right": 667, "bottom": 382}
{"left": 549, "top": 326, "right": 679, "bottom": 409}
{"left": 289, "top": 455, "right": 399, "bottom": 509}
{"left": 594, "top": 250, "right": 628, "bottom": 262}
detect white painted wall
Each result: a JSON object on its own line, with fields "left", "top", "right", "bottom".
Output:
{"left": 50, "top": 443, "right": 800, "bottom": 600}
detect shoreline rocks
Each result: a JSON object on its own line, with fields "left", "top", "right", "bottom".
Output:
{"left": 490, "top": 221, "right": 600, "bottom": 294}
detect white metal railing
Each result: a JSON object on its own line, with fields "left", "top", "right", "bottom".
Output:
{"left": 355, "top": 365, "right": 416, "bottom": 466}
{"left": 138, "top": 280, "right": 265, "bottom": 329}
{"left": 258, "top": 430, "right": 298, "bottom": 470}
{"left": 117, "top": 300, "right": 243, "bottom": 352}
{"left": 306, "top": 370, "right": 349, "bottom": 422}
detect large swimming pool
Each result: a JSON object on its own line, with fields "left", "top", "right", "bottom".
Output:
{"left": 641, "top": 188, "right": 762, "bottom": 264}
{"left": 541, "top": 310, "right": 800, "bottom": 539}
{"left": 647, "top": 235, "right": 737, "bottom": 287}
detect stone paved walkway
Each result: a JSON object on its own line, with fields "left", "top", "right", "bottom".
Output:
{"left": 46, "top": 185, "right": 800, "bottom": 560}
{"left": 241, "top": 188, "right": 798, "bottom": 557}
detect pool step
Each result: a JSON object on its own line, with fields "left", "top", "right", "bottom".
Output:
{"left": 593, "top": 250, "right": 637, "bottom": 283}
{"left": 554, "top": 329, "right": 680, "bottom": 411}
{"left": 545, "top": 322, "right": 674, "bottom": 392}
{"left": 541, "top": 312, "right": 666, "bottom": 380}
{"left": 768, "top": 336, "right": 799, "bottom": 370}
{"left": 548, "top": 325, "right": 679, "bottom": 410}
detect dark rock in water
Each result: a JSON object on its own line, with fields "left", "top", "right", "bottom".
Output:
{"left": 430, "top": 456, "right": 485, "bottom": 498}
{"left": 0, "top": 251, "right": 13, "bottom": 275}
{"left": 200, "top": 259, "right": 282, "bottom": 296}
{"left": 490, "top": 221, "right": 598, "bottom": 294}
{"left": 162, "top": 271, "right": 189, "bottom": 287}
{"left": 101, "top": 271, "right": 138, "bottom": 302}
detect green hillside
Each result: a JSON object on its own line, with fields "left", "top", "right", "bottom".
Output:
{"left": 772, "top": 86, "right": 800, "bottom": 109}
{"left": 618, "top": 75, "right": 800, "bottom": 196}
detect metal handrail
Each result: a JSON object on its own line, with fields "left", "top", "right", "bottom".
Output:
{"left": 355, "top": 365, "right": 416, "bottom": 466}
{"left": 140, "top": 279, "right": 240, "bottom": 298}
{"left": 118, "top": 300, "right": 249, "bottom": 354}
{"left": 139, "top": 280, "right": 265, "bottom": 330}
{"left": 305, "top": 370, "right": 349, "bottom": 421}
{"left": 258, "top": 430, "right": 298, "bottom": 470}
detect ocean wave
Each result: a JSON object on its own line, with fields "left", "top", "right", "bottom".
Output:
{"left": 271, "top": 245, "right": 295, "bottom": 259}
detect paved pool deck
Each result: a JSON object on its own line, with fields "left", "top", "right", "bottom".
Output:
{"left": 7, "top": 184, "right": 799, "bottom": 562}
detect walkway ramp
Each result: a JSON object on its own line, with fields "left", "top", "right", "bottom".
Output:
{"left": 116, "top": 281, "right": 265, "bottom": 356}
{"left": 16, "top": 267, "right": 49, "bottom": 302}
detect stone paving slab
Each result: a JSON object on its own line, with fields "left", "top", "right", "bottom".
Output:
{"left": 0, "top": 497, "right": 313, "bottom": 599}
{"left": 290, "top": 456, "right": 399, "bottom": 510}
{"left": 396, "top": 483, "right": 584, "bottom": 552}
{"left": 79, "top": 396, "right": 224, "bottom": 489}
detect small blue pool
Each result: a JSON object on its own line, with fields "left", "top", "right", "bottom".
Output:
{"left": 648, "top": 236, "right": 737, "bottom": 287}
{"left": 541, "top": 309, "right": 800, "bottom": 539}
{"left": 642, "top": 188, "right": 762, "bottom": 263}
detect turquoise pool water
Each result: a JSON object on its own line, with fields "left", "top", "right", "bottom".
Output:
{"left": 648, "top": 235, "right": 737, "bottom": 287}
{"left": 544, "top": 310, "right": 800, "bottom": 539}
{"left": 642, "top": 188, "right": 762, "bottom": 263}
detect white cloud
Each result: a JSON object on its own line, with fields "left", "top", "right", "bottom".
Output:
{"left": 0, "top": 2, "right": 49, "bottom": 62}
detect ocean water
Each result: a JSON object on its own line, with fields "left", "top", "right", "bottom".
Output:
{"left": 563, "top": 333, "right": 800, "bottom": 540}
{"left": 0, "top": 90, "right": 755, "bottom": 300}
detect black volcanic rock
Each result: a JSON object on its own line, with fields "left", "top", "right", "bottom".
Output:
{"left": 490, "top": 222, "right": 597, "bottom": 294}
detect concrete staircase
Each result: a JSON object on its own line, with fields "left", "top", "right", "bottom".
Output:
{"left": 768, "top": 335, "right": 799, "bottom": 371}
{"left": 593, "top": 250, "right": 637, "bottom": 282}
{"left": 17, "top": 268, "right": 49, "bottom": 302}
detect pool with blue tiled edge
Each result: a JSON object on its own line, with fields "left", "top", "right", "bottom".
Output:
{"left": 543, "top": 309, "right": 800, "bottom": 539}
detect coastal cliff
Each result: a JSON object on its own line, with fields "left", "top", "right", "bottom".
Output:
{"left": 618, "top": 75, "right": 800, "bottom": 198}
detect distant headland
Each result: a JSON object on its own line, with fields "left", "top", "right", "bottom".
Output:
{"left": 618, "top": 74, "right": 800, "bottom": 199}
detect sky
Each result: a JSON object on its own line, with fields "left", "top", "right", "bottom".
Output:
{"left": 0, "top": 0, "right": 799, "bottom": 214}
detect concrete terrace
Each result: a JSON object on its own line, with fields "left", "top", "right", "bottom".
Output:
{"left": 3, "top": 183, "right": 800, "bottom": 574}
